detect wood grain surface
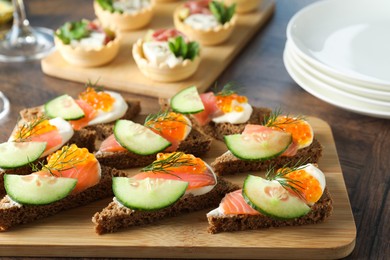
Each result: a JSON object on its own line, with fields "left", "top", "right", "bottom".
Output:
{"left": 1, "top": 0, "right": 389, "bottom": 259}
{"left": 0, "top": 117, "right": 355, "bottom": 259}
{"left": 41, "top": 0, "right": 275, "bottom": 98}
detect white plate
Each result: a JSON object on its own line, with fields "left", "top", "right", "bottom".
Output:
{"left": 283, "top": 46, "right": 390, "bottom": 119}
{"left": 286, "top": 41, "right": 390, "bottom": 102}
{"left": 287, "top": 0, "right": 390, "bottom": 88}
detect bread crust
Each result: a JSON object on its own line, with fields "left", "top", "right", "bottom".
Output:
{"left": 207, "top": 188, "right": 333, "bottom": 233}
{"left": 0, "top": 166, "right": 127, "bottom": 231}
{"left": 95, "top": 128, "right": 212, "bottom": 169}
{"left": 92, "top": 177, "right": 239, "bottom": 234}
{"left": 211, "top": 138, "right": 323, "bottom": 176}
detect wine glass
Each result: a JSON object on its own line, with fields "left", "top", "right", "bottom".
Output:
{"left": 0, "top": 91, "right": 10, "bottom": 121}
{"left": 0, "top": 0, "right": 55, "bottom": 62}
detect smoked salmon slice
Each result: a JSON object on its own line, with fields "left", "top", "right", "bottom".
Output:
{"left": 220, "top": 190, "right": 260, "bottom": 215}
{"left": 43, "top": 144, "right": 101, "bottom": 194}
{"left": 69, "top": 99, "right": 97, "bottom": 130}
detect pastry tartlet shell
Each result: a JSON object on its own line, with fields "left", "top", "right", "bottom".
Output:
{"left": 223, "top": 0, "right": 261, "bottom": 13}
{"left": 173, "top": 4, "right": 237, "bottom": 46}
{"left": 55, "top": 30, "right": 121, "bottom": 67}
{"left": 94, "top": 0, "right": 155, "bottom": 31}
{"left": 132, "top": 39, "right": 201, "bottom": 82}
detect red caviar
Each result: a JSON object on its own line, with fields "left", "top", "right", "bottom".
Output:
{"left": 285, "top": 169, "right": 322, "bottom": 204}
{"left": 156, "top": 152, "right": 207, "bottom": 174}
{"left": 79, "top": 87, "right": 114, "bottom": 112}
{"left": 216, "top": 94, "right": 248, "bottom": 113}
{"left": 270, "top": 116, "right": 313, "bottom": 148}
{"left": 14, "top": 119, "right": 57, "bottom": 140}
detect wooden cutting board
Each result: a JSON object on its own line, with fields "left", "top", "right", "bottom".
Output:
{"left": 41, "top": 0, "right": 275, "bottom": 98}
{"left": 0, "top": 117, "right": 356, "bottom": 259}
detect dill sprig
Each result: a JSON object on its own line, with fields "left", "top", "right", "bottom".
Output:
{"left": 214, "top": 82, "right": 241, "bottom": 97}
{"left": 39, "top": 146, "right": 86, "bottom": 176}
{"left": 84, "top": 78, "right": 104, "bottom": 92}
{"left": 265, "top": 159, "right": 309, "bottom": 200}
{"left": 141, "top": 152, "right": 196, "bottom": 176}
{"left": 144, "top": 110, "right": 191, "bottom": 132}
{"left": 264, "top": 108, "right": 306, "bottom": 129}
{"left": 14, "top": 116, "right": 50, "bottom": 142}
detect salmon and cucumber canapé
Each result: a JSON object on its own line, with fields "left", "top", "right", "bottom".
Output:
{"left": 170, "top": 84, "right": 253, "bottom": 126}
{"left": 0, "top": 116, "right": 74, "bottom": 169}
{"left": 4, "top": 144, "right": 101, "bottom": 205}
{"left": 112, "top": 152, "right": 217, "bottom": 211}
{"left": 207, "top": 163, "right": 326, "bottom": 220}
{"left": 44, "top": 86, "right": 128, "bottom": 130}
{"left": 98, "top": 111, "right": 192, "bottom": 155}
{"left": 224, "top": 110, "right": 314, "bottom": 161}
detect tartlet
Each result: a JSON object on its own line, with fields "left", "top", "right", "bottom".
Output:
{"left": 173, "top": 0, "right": 237, "bottom": 46}
{"left": 94, "top": 0, "right": 155, "bottom": 31}
{"left": 222, "top": 0, "right": 261, "bottom": 13}
{"left": 154, "top": 0, "right": 179, "bottom": 2}
{"left": 132, "top": 29, "right": 201, "bottom": 82}
{"left": 55, "top": 20, "right": 121, "bottom": 67}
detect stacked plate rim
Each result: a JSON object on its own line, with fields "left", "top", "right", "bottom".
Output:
{"left": 284, "top": 0, "right": 390, "bottom": 119}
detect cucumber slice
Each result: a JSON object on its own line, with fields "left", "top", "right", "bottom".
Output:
{"left": 243, "top": 175, "right": 310, "bottom": 220}
{"left": 44, "top": 94, "right": 85, "bottom": 120}
{"left": 113, "top": 177, "right": 188, "bottom": 211}
{"left": 4, "top": 174, "right": 77, "bottom": 205}
{"left": 224, "top": 130, "right": 292, "bottom": 161}
{"left": 0, "top": 142, "right": 47, "bottom": 169}
{"left": 114, "top": 120, "right": 171, "bottom": 155}
{"left": 170, "top": 86, "right": 205, "bottom": 114}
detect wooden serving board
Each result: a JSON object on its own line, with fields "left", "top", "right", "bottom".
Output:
{"left": 41, "top": 0, "right": 275, "bottom": 98}
{"left": 0, "top": 117, "right": 356, "bottom": 259}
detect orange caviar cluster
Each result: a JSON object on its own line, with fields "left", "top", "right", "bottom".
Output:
{"left": 157, "top": 152, "right": 206, "bottom": 174}
{"left": 15, "top": 119, "right": 57, "bottom": 139}
{"left": 216, "top": 94, "right": 248, "bottom": 113}
{"left": 270, "top": 116, "right": 313, "bottom": 147}
{"left": 286, "top": 169, "right": 322, "bottom": 203}
{"left": 79, "top": 87, "right": 114, "bottom": 112}
{"left": 146, "top": 112, "right": 188, "bottom": 141}
{"left": 46, "top": 144, "right": 95, "bottom": 170}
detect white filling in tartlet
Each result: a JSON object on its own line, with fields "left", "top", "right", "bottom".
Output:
{"left": 112, "top": 0, "right": 151, "bottom": 14}
{"left": 70, "top": 31, "right": 107, "bottom": 49}
{"left": 184, "top": 14, "right": 219, "bottom": 30}
{"left": 142, "top": 41, "right": 183, "bottom": 68}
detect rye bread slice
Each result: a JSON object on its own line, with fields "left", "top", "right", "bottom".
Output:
{"left": 92, "top": 177, "right": 239, "bottom": 234}
{"left": 0, "top": 166, "right": 127, "bottom": 231}
{"left": 211, "top": 138, "right": 323, "bottom": 176}
{"left": 207, "top": 188, "right": 333, "bottom": 233}
{"left": 95, "top": 128, "right": 212, "bottom": 169}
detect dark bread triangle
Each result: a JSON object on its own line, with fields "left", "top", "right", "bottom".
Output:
{"left": 207, "top": 187, "right": 333, "bottom": 233}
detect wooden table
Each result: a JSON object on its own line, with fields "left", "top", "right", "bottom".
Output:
{"left": 0, "top": 0, "right": 388, "bottom": 259}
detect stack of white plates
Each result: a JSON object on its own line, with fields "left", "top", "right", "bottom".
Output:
{"left": 284, "top": 0, "right": 390, "bottom": 119}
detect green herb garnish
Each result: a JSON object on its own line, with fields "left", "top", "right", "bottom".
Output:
{"left": 209, "top": 0, "right": 236, "bottom": 25}
{"left": 264, "top": 108, "right": 306, "bottom": 129}
{"left": 141, "top": 152, "right": 196, "bottom": 175}
{"left": 95, "top": 0, "right": 123, "bottom": 13}
{"left": 55, "top": 20, "right": 91, "bottom": 45}
{"left": 14, "top": 116, "right": 50, "bottom": 142}
{"left": 144, "top": 110, "right": 191, "bottom": 132}
{"left": 214, "top": 82, "right": 241, "bottom": 97}
{"left": 35, "top": 146, "right": 87, "bottom": 176}
{"left": 265, "top": 160, "right": 309, "bottom": 199}
{"left": 168, "top": 36, "right": 200, "bottom": 61}
{"left": 84, "top": 78, "right": 104, "bottom": 92}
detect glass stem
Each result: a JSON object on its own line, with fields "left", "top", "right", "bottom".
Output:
{"left": 7, "top": 0, "right": 37, "bottom": 47}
